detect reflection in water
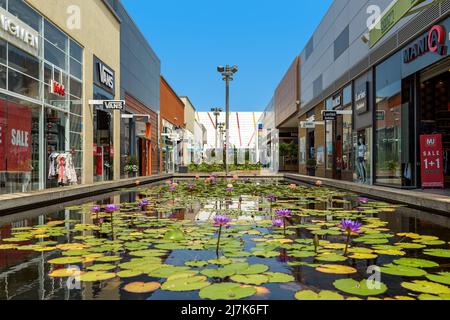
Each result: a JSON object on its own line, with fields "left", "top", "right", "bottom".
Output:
{"left": 0, "top": 180, "right": 449, "bottom": 300}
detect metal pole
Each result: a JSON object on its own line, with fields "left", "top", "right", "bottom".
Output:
{"left": 225, "top": 75, "right": 230, "bottom": 176}
{"left": 215, "top": 113, "right": 218, "bottom": 150}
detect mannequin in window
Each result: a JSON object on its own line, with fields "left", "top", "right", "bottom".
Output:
{"left": 357, "top": 138, "right": 367, "bottom": 184}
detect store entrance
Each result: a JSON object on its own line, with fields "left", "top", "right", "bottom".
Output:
{"left": 94, "top": 109, "right": 113, "bottom": 182}
{"left": 419, "top": 58, "right": 450, "bottom": 188}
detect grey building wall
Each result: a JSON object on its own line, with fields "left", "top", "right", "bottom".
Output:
{"left": 107, "top": 0, "right": 161, "bottom": 112}
{"left": 299, "top": 0, "right": 428, "bottom": 111}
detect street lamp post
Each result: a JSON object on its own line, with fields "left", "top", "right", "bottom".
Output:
{"left": 217, "top": 65, "right": 238, "bottom": 176}
{"left": 211, "top": 107, "right": 222, "bottom": 150}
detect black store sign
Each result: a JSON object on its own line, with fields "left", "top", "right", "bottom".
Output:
{"left": 93, "top": 56, "right": 115, "bottom": 93}
{"left": 322, "top": 110, "right": 337, "bottom": 121}
{"left": 355, "top": 82, "right": 369, "bottom": 115}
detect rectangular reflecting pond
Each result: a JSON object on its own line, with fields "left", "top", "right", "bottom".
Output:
{"left": 0, "top": 178, "right": 449, "bottom": 300}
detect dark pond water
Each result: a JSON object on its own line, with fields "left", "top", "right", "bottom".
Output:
{"left": 0, "top": 178, "right": 449, "bottom": 300}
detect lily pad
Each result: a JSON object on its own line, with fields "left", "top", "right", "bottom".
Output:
{"left": 295, "top": 290, "right": 344, "bottom": 300}
{"left": 264, "top": 272, "right": 295, "bottom": 283}
{"left": 79, "top": 271, "right": 116, "bottom": 282}
{"left": 207, "top": 257, "right": 233, "bottom": 265}
{"left": 333, "top": 279, "right": 387, "bottom": 296}
{"left": 423, "top": 249, "right": 450, "bottom": 258}
{"left": 185, "top": 260, "right": 209, "bottom": 268}
{"left": 401, "top": 280, "right": 450, "bottom": 295}
{"left": 117, "top": 270, "right": 143, "bottom": 278}
{"left": 426, "top": 272, "right": 450, "bottom": 286}
{"left": 393, "top": 258, "right": 439, "bottom": 268}
{"left": 162, "top": 276, "right": 210, "bottom": 291}
{"left": 316, "top": 253, "right": 347, "bottom": 262}
{"left": 316, "top": 264, "right": 357, "bottom": 275}
{"left": 230, "top": 274, "right": 269, "bottom": 285}
{"left": 380, "top": 264, "right": 428, "bottom": 277}
{"left": 87, "top": 263, "right": 116, "bottom": 271}
{"left": 123, "top": 282, "right": 161, "bottom": 293}
{"left": 48, "top": 267, "right": 81, "bottom": 278}
{"left": 199, "top": 283, "right": 256, "bottom": 300}
{"left": 147, "top": 266, "right": 191, "bottom": 278}
{"left": 48, "top": 257, "right": 83, "bottom": 265}
{"left": 201, "top": 267, "right": 235, "bottom": 278}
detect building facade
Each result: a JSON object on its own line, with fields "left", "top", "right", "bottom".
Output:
{"left": 106, "top": 0, "right": 161, "bottom": 178}
{"left": 160, "top": 76, "right": 185, "bottom": 173}
{"left": 296, "top": 0, "right": 450, "bottom": 189}
{"left": 0, "top": 0, "right": 121, "bottom": 195}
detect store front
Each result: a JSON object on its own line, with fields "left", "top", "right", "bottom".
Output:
{"left": 324, "top": 84, "right": 354, "bottom": 182}
{"left": 93, "top": 56, "right": 116, "bottom": 182}
{"left": 0, "top": 1, "right": 83, "bottom": 194}
{"left": 375, "top": 17, "right": 450, "bottom": 189}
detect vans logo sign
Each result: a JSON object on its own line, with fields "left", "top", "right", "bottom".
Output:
{"left": 403, "top": 25, "right": 447, "bottom": 64}
{"left": 98, "top": 62, "right": 114, "bottom": 90}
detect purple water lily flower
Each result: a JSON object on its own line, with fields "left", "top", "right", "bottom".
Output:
{"left": 139, "top": 199, "right": 149, "bottom": 207}
{"left": 213, "top": 215, "right": 231, "bottom": 227}
{"left": 226, "top": 187, "right": 234, "bottom": 193}
{"left": 272, "top": 218, "right": 284, "bottom": 228}
{"left": 275, "top": 209, "right": 292, "bottom": 218}
{"left": 267, "top": 194, "right": 277, "bottom": 203}
{"left": 357, "top": 197, "right": 369, "bottom": 204}
{"left": 169, "top": 185, "right": 177, "bottom": 192}
{"left": 187, "top": 183, "right": 195, "bottom": 190}
{"left": 105, "top": 204, "right": 119, "bottom": 213}
{"left": 90, "top": 205, "right": 100, "bottom": 213}
{"left": 339, "top": 219, "right": 363, "bottom": 233}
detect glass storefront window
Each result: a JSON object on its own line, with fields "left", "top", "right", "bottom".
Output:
{"left": 326, "top": 120, "right": 333, "bottom": 170}
{"left": 8, "top": 0, "right": 41, "bottom": 32}
{"left": 44, "top": 41, "right": 67, "bottom": 70}
{"left": 342, "top": 106, "right": 353, "bottom": 172}
{"left": 0, "top": 0, "right": 5, "bottom": 9}
{"left": 8, "top": 43, "right": 40, "bottom": 79}
{"left": 69, "top": 95, "right": 82, "bottom": 116}
{"left": 0, "top": 65, "right": 5, "bottom": 89}
{"left": 0, "top": 95, "right": 41, "bottom": 194}
{"left": 70, "top": 77, "right": 82, "bottom": 98}
{"left": 70, "top": 40, "right": 83, "bottom": 63}
{"left": 45, "top": 108, "right": 67, "bottom": 188}
{"left": 8, "top": 69, "right": 40, "bottom": 100}
{"left": 0, "top": 39, "right": 6, "bottom": 65}
{"left": 44, "top": 19, "right": 68, "bottom": 52}
{"left": 375, "top": 52, "right": 403, "bottom": 186}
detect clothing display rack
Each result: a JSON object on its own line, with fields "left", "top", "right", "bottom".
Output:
{"left": 48, "top": 151, "right": 78, "bottom": 186}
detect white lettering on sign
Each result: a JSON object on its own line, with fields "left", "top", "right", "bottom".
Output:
{"left": 98, "top": 62, "right": 114, "bottom": 90}
{"left": 427, "top": 138, "right": 436, "bottom": 146}
{"left": 0, "top": 8, "right": 39, "bottom": 56}
{"left": 11, "top": 129, "right": 29, "bottom": 147}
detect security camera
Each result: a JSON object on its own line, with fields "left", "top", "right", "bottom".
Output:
{"left": 361, "top": 33, "right": 370, "bottom": 44}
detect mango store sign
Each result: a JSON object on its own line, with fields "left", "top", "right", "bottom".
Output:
{"left": 0, "top": 8, "right": 39, "bottom": 57}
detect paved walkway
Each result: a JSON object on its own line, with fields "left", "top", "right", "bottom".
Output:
{"left": 284, "top": 173, "right": 450, "bottom": 215}
{"left": 0, "top": 174, "right": 171, "bottom": 216}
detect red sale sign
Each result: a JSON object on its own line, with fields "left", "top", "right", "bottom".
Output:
{"left": 420, "top": 134, "right": 444, "bottom": 188}
{"left": 0, "top": 100, "right": 6, "bottom": 172}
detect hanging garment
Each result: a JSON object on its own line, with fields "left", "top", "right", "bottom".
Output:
{"left": 48, "top": 152, "right": 60, "bottom": 179}
{"left": 65, "top": 153, "right": 78, "bottom": 184}
{"left": 56, "top": 154, "right": 66, "bottom": 184}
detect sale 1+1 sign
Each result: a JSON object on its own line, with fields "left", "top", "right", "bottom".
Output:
{"left": 420, "top": 134, "right": 444, "bottom": 188}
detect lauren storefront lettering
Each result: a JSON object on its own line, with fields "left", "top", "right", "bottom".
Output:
{"left": 0, "top": 7, "right": 39, "bottom": 57}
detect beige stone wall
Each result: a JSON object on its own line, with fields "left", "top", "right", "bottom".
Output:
{"left": 180, "top": 97, "right": 196, "bottom": 134}
{"left": 26, "top": 0, "right": 121, "bottom": 183}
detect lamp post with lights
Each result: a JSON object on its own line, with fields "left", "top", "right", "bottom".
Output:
{"left": 217, "top": 65, "right": 238, "bottom": 176}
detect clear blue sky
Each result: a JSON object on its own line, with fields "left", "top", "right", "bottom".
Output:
{"left": 121, "top": 0, "right": 332, "bottom": 112}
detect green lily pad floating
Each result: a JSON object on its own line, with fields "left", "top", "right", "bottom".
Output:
{"left": 207, "top": 257, "right": 233, "bottom": 265}
{"left": 316, "top": 253, "right": 347, "bottom": 262}
{"left": 288, "top": 251, "right": 316, "bottom": 258}
{"left": 251, "top": 251, "right": 279, "bottom": 258}
{"left": 264, "top": 272, "right": 295, "bottom": 283}
{"left": 164, "top": 228, "right": 185, "bottom": 241}
{"left": 295, "top": 290, "right": 344, "bottom": 300}
{"left": 401, "top": 280, "right": 450, "bottom": 295}
{"left": 380, "top": 264, "right": 428, "bottom": 277}
{"left": 48, "top": 257, "right": 83, "bottom": 265}
{"left": 162, "top": 275, "right": 211, "bottom": 291}
{"left": 185, "top": 260, "right": 209, "bottom": 268}
{"left": 129, "top": 249, "right": 168, "bottom": 257}
{"left": 393, "top": 258, "right": 439, "bottom": 269}
{"left": 223, "top": 251, "right": 251, "bottom": 258}
{"left": 148, "top": 266, "right": 191, "bottom": 278}
{"left": 418, "top": 294, "right": 450, "bottom": 300}
{"left": 79, "top": 271, "right": 116, "bottom": 282}
{"left": 423, "top": 249, "right": 450, "bottom": 258}
{"left": 333, "top": 279, "right": 387, "bottom": 296}
{"left": 87, "top": 263, "right": 116, "bottom": 271}
{"left": 426, "top": 272, "right": 450, "bottom": 286}
{"left": 230, "top": 274, "right": 269, "bottom": 285}
{"left": 395, "top": 243, "right": 426, "bottom": 249}
{"left": 232, "top": 263, "right": 269, "bottom": 275}
{"left": 117, "top": 270, "right": 143, "bottom": 278}
{"left": 201, "top": 267, "right": 235, "bottom": 279}
{"left": 199, "top": 283, "right": 256, "bottom": 300}
{"left": 96, "top": 256, "right": 122, "bottom": 262}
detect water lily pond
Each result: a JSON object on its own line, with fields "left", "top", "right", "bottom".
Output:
{"left": 1, "top": 178, "right": 450, "bottom": 300}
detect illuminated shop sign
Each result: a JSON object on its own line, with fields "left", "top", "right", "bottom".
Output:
{"left": 403, "top": 25, "right": 448, "bottom": 64}
{"left": 0, "top": 7, "right": 39, "bottom": 57}
{"left": 50, "top": 80, "right": 65, "bottom": 97}
{"left": 93, "top": 56, "right": 115, "bottom": 93}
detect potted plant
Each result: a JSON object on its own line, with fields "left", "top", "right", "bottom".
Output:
{"left": 306, "top": 159, "right": 317, "bottom": 177}
{"left": 124, "top": 156, "right": 139, "bottom": 178}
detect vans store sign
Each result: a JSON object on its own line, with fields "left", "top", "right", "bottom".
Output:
{"left": 403, "top": 25, "right": 448, "bottom": 64}
{"left": 0, "top": 8, "right": 39, "bottom": 57}
{"left": 94, "top": 57, "right": 115, "bottom": 93}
